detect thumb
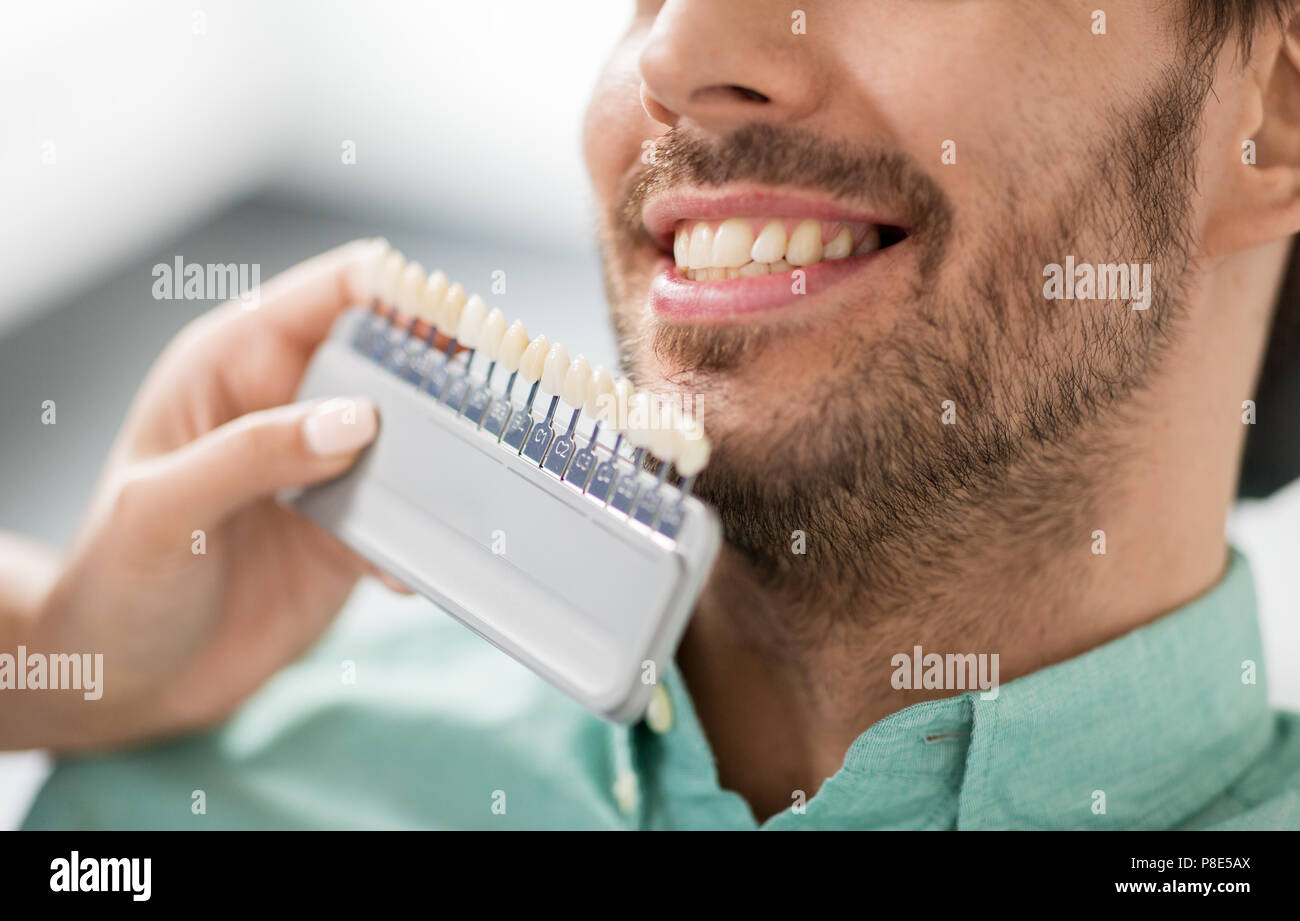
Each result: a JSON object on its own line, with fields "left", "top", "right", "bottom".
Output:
{"left": 141, "top": 397, "right": 379, "bottom": 527}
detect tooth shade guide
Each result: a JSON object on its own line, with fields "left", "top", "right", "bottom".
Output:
{"left": 299, "top": 306, "right": 722, "bottom": 719}
{"left": 343, "top": 243, "right": 713, "bottom": 534}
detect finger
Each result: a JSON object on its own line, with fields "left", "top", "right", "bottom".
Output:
{"left": 371, "top": 569, "right": 416, "bottom": 595}
{"left": 128, "top": 237, "right": 388, "bottom": 436}
{"left": 256, "top": 237, "right": 386, "bottom": 331}
{"left": 135, "top": 396, "right": 379, "bottom": 527}
{"left": 243, "top": 237, "right": 389, "bottom": 350}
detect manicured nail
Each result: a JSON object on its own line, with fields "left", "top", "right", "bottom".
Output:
{"left": 303, "top": 397, "right": 377, "bottom": 456}
{"left": 377, "top": 571, "right": 413, "bottom": 594}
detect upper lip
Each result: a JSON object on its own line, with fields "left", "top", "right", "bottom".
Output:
{"left": 640, "top": 185, "right": 909, "bottom": 252}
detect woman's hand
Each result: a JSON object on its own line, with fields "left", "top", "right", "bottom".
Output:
{"left": 10, "top": 239, "right": 404, "bottom": 751}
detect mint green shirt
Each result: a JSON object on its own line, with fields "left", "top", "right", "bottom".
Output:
{"left": 22, "top": 548, "right": 1300, "bottom": 829}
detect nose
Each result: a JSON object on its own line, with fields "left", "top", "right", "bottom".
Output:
{"left": 637, "top": 0, "right": 824, "bottom": 132}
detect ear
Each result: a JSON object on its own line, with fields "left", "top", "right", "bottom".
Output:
{"left": 1203, "top": 11, "right": 1300, "bottom": 258}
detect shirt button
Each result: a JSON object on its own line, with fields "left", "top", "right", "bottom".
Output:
{"left": 645, "top": 684, "right": 673, "bottom": 734}
{"left": 612, "top": 769, "right": 640, "bottom": 816}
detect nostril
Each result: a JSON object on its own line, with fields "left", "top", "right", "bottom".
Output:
{"left": 688, "top": 84, "right": 772, "bottom": 107}
{"left": 731, "top": 86, "right": 770, "bottom": 103}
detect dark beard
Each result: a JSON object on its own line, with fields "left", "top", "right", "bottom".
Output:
{"left": 603, "top": 67, "right": 1207, "bottom": 631}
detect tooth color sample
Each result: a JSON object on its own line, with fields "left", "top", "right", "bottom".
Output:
{"left": 397, "top": 262, "right": 426, "bottom": 314}
{"left": 587, "top": 366, "right": 614, "bottom": 416}
{"left": 366, "top": 243, "right": 393, "bottom": 298}
{"left": 519, "top": 334, "right": 550, "bottom": 383}
{"left": 479, "top": 308, "right": 507, "bottom": 360}
{"left": 676, "top": 422, "right": 711, "bottom": 476}
{"left": 418, "top": 271, "right": 449, "bottom": 324}
{"left": 542, "top": 342, "right": 570, "bottom": 394}
{"left": 380, "top": 251, "right": 405, "bottom": 304}
{"left": 457, "top": 295, "right": 487, "bottom": 348}
{"left": 498, "top": 320, "right": 529, "bottom": 372}
{"left": 625, "top": 392, "right": 653, "bottom": 447}
{"left": 440, "top": 283, "right": 467, "bottom": 334}
{"left": 608, "top": 378, "right": 635, "bottom": 429}
{"left": 649, "top": 400, "right": 679, "bottom": 460}
{"left": 564, "top": 355, "right": 591, "bottom": 407}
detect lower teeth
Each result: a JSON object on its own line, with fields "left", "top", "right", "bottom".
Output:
{"left": 680, "top": 245, "right": 887, "bottom": 281}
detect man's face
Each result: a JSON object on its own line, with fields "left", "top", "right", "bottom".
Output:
{"left": 584, "top": 1, "right": 1223, "bottom": 599}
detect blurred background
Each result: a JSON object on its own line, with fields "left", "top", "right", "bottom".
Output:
{"left": 0, "top": 0, "right": 632, "bottom": 826}
{"left": 1, "top": 0, "right": 1297, "bottom": 826}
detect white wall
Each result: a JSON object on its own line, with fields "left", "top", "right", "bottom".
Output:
{"left": 0, "top": 0, "right": 632, "bottom": 335}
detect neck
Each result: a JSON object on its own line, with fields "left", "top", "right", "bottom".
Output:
{"left": 679, "top": 236, "right": 1288, "bottom": 823}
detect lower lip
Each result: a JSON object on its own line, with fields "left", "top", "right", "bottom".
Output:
{"left": 648, "top": 250, "right": 889, "bottom": 321}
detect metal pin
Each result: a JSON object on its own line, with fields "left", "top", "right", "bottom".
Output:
{"left": 501, "top": 379, "right": 541, "bottom": 453}
{"left": 649, "top": 467, "right": 694, "bottom": 539}
{"left": 354, "top": 299, "right": 385, "bottom": 351}
{"left": 638, "top": 459, "right": 674, "bottom": 528}
{"left": 524, "top": 395, "right": 562, "bottom": 465}
{"left": 611, "top": 447, "right": 646, "bottom": 514}
{"left": 562, "top": 421, "right": 602, "bottom": 491}
{"left": 369, "top": 304, "right": 402, "bottom": 360}
{"left": 584, "top": 432, "right": 624, "bottom": 502}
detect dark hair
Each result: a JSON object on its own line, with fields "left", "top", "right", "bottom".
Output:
{"left": 1191, "top": 2, "right": 1300, "bottom": 495}
{"left": 1241, "top": 238, "right": 1300, "bottom": 496}
{"left": 1184, "top": 0, "right": 1292, "bottom": 59}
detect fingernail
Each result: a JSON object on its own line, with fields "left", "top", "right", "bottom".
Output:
{"left": 377, "top": 571, "right": 413, "bottom": 594}
{"left": 302, "top": 398, "right": 377, "bottom": 456}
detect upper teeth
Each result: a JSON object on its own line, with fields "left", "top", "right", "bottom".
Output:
{"left": 673, "top": 217, "right": 882, "bottom": 279}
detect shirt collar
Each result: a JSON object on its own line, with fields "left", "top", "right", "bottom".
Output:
{"left": 623, "top": 548, "right": 1275, "bottom": 829}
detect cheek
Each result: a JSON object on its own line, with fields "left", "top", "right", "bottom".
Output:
{"left": 826, "top": 2, "right": 1160, "bottom": 232}
{"left": 583, "top": 46, "right": 663, "bottom": 210}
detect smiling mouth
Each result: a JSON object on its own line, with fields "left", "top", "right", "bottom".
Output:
{"left": 670, "top": 217, "right": 908, "bottom": 279}
{"left": 640, "top": 197, "right": 911, "bottom": 321}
